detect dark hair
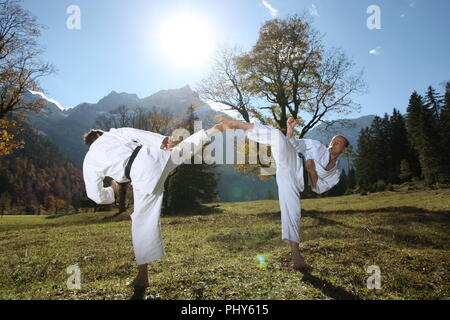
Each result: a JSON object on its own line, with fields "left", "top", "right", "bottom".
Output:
{"left": 83, "top": 129, "right": 105, "bottom": 146}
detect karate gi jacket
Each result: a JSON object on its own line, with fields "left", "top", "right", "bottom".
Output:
{"left": 82, "top": 128, "right": 171, "bottom": 204}
{"left": 289, "top": 137, "right": 341, "bottom": 194}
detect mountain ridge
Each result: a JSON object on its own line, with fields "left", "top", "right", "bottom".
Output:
{"left": 23, "top": 87, "right": 376, "bottom": 202}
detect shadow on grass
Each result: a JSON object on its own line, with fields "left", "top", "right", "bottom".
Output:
{"left": 41, "top": 205, "right": 223, "bottom": 226}
{"left": 255, "top": 207, "right": 449, "bottom": 249}
{"left": 162, "top": 204, "right": 224, "bottom": 217}
{"left": 299, "top": 269, "right": 361, "bottom": 300}
{"left": 258, "top": 206, "right": 449, "bottom": 220}
{"left": 302, "top": 206, "right": 449, "bottom": 218}
{"left": 303, "top": 212, "right": 447, "bottom": 249}
{"left": 208, "top": 229, "right": 279, "bottom": 251}
{"left": 4, "top": 206, "right": 225, "bottom": 233}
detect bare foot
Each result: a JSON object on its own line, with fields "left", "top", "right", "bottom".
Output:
{"left": 213, "top": 115, "right": 240, "bottom": 128}
{"left": 213, "top": 114, "right": 253, "bottom": 131}
{"left": 213, "top": 114, "right": 233, "bottom": 123}
{"left": 291, "top": 249, "right": 311, "bottom": 270}
{"left": 213, "top": 123, "right": 234, "bottom": 131}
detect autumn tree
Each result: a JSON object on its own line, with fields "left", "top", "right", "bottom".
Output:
{"left": 0, "top": 0, "right": 55, "bottom": 156}
{"left": 199, "top": 14, "right": 366, "bottom": 136}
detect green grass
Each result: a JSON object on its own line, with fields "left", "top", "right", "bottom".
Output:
{"left": 1, "top": 189, "right": 449, "bottom": 300}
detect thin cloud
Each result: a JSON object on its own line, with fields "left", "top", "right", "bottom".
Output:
{"left": 400, "top": 13, "right": 406, "bottom": 18}
{"left": 409, "top": 1, "right": 415, "bottom": 8}
{"left": 262, "top": 0, "right": 278, "bottom": 17}
{"left": 309, "top": 4, "right": 319, "bottom": 17}
{"left": 369, "top": 46, "right": 382, "bottom": 56}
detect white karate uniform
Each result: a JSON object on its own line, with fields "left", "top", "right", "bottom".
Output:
{"left": 246, "top": 124, "right": 341, "bottom": 243}
{"left": 288, "top": 136, "right": 341, "bottom": 194}
{"left": 83, "top": 127, "right": 210, "bottom": 265}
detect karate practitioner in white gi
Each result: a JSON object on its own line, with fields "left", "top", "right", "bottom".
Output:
{"left": 82, "top": 123, "right": 224, "bottom": 289}
{"left": 214, "top": 115, "right": 349, "bottom": 270}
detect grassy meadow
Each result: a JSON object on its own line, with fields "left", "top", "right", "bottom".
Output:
{"left": 1, "top": 189, "right": 449, "bottom": 300}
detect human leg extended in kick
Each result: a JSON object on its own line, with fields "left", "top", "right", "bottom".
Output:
{"left": 214, "top": 115, "right": 310, "bottom": 270}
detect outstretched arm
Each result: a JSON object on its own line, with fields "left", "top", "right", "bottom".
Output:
{"left": 110, "top": 127, "right": 171, "bottom": 150}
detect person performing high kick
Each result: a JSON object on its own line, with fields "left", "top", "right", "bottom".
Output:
{"left": 214, "top": 115, "right": 349, "bottom": 270}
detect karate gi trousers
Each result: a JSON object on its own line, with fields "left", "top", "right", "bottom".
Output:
{"left": 246, "top": 124, "right": 304, "bottom": 243}
{"left": 129, "top": 129, "right": 210, "bottom": 265}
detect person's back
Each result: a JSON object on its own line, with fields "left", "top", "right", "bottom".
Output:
{"left": 82, "top": 127, "right": 170, "bottom": 204}
{"left": 83, "top": 130, "right": 140, "bottom": 183}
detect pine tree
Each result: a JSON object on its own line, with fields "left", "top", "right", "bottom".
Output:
{"left": 399, "top": 159, "right": 412, "bottom": 182}
{"left": 440, "top": 82, "right": 450, "bottom": 181}
{"left": 355, "top": 127, "right": 373, "bottom": 190}
{"left": 355, "top": 116, "right": 389, "bottom": 190}
{"left": 334, "top": 170, "right": 348, "bottom": 196}
{"left": 379, "top": 113, "right": 393, "bottom": 183}
{"left": 424, "top": 86, "right": 443, "bottom": 120}
{"left": 347, "top": 167, "right": 357, "bottom": 190}
{"left": 406, "top": 91, "right": 441, "bottom": 183}
{"left": 164, "top": 107, "right": 219, "bottom": 212}
{"left": 389, "top": 108, "right": 420, "bottom": 183}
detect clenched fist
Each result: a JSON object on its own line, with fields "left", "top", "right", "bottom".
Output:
{"left": 287, "top": 117, "right": 298, "bottom": 130}
{"left": 286, "top": 117, "right": 298, "bottom": 139}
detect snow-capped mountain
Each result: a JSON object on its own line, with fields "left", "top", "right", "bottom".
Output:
{"left": 25, "top": 85, "right": 218, "bottom": 166}
{"left": 25, "top": 85, "right": 375, "bottom": 170}
{"left": 22, "top": 87, "right": 377, "bottom": 201}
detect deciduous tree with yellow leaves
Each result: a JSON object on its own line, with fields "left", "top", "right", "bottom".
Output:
{"left": 0, "top": 0, "right": 54, "bottom": 156}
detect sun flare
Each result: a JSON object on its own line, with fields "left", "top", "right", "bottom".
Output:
{"left": 158, "top": 14, "right": 215, "bottom": 67}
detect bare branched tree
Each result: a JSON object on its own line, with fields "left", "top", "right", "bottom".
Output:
{"left": 93, "top": 105, "right": 174, "bottom": 134}
{"left": 199, "top": 14, "right": 367, "bottom": 137}
{"left": 0, "top": 0, "right": 55, "bottom": 119}
{"left": 197, "top": 45, "right": 253, "bottom": 122}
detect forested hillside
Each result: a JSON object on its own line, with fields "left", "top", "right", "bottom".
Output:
{"left": 0, "top": 121, "right": 85, "bottom": 214}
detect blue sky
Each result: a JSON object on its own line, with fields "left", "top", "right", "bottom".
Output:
{"left": 21, "top": 0, "right": 450, "bottom": 119}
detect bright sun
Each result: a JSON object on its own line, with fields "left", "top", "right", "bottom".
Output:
{"left": 158, "top": 15, "right": 215, "bottom": 67}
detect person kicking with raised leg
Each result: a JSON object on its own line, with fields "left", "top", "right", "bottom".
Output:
{"left": 82, "top": 122, "right": 226, "bottom": 298}
{"left": 214, "top": 115, "right": 349, "bottom": 270}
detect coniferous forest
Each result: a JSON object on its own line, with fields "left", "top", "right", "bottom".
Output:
{"left": 1, "top": 83, "right": 449, "bottom": 214}
{"left": 354, "top": 83, "right": 450, "bottom": 192}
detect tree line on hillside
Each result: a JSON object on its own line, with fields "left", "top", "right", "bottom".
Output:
{"left": 0, "top": 120, "right": 85, "bottom": 214}
{"left": 354, "top": 83, "right": 450, "bottom": 193}
{"left": 3, "top": 1, "right": 411, "bottom": 213}
{"left": 0, "top": 0, "right": 55, "bottom": 157}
